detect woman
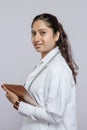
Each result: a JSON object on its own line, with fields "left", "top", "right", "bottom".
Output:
{"left": 3, "top": 13, "right": 78, "bottom": 130}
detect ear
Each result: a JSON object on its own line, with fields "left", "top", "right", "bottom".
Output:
{"left": 54, "top": 31, "right": 60, "bottom": 42}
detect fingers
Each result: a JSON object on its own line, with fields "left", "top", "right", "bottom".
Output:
{"left": 6, "top": 92, "right": 9, "bottom": 97}
{"left": 1, "top": 85, "right": 9, "bottom": 93}
{"left": 2, "top": 86, "right": 10, "bottom": 97}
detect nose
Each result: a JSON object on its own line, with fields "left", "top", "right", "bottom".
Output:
{"left": 34, "top": 33, "right": 41, "bottom": 42}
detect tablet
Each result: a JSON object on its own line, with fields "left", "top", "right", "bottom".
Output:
{"left": 1, "top": 83, "right": 38, "bottom": 106}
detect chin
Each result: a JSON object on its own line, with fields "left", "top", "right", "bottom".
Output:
{"left": 35, "top": 48, "right": 42, "bottom": 52}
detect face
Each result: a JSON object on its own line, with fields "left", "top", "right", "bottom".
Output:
{"left": 31, "top": 20, "right": 60, "bottom": 58}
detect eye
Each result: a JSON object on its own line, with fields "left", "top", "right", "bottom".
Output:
{"left": 31, "top": 31, "right": 36, "bottom": 36}
{"left": 40, "top": 31, "right": 46, "bottom": 36}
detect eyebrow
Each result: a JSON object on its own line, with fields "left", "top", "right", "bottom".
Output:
{"left": 31, "top": 29, "right": 47, "bottom": 32}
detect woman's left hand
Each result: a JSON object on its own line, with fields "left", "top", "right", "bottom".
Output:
{"left": 2, "top": 86, "right": 19, "bottom": 104}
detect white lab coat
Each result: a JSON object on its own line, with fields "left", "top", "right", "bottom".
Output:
{"left": 18, "top": 47, "right": 78, "bottom": 130}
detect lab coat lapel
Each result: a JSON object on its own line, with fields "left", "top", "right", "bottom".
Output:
{"left": 28, "top": 51, "right": 59, "bottom": 90}
{"left": 28, "top": 63, "right": 48, "bottom": 90}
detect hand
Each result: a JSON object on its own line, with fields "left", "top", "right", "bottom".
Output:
{"left": 2, "top": 86, "right": 19, "bottom": 104}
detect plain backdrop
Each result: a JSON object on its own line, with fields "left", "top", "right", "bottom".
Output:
{"left": 0, "top": 0, "right": 87, "bottom": 130}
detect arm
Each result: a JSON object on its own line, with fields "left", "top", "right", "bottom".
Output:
{"left": 18, "top": 102, "right": 62, "bottom": 124}
{"left": 18, "top": 70, "right": 73, "bottom": 125}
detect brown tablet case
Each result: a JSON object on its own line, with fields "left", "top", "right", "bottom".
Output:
{"left": 2, "top": 84, "right": 38, "bottom": 106}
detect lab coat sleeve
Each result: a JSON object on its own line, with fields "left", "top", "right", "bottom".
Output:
{"left": 18, "top": 70, "right": 73, "bottom": 125}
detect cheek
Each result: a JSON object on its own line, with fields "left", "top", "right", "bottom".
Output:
{"left": 43, "top": 35, "right": 51, "bottom": 43}
{"left": 45, "top": 36, "right": 55, "bottom": 45}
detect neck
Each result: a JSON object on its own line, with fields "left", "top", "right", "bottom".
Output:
{"left": 41, "top": 54, "right": 46, "bottom": 59}
{"left": 41, "top": 47, "right": 57, "bottom": 59}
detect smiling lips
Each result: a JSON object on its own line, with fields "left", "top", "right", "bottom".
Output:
{"left": 35, "top": 43, "right": 43, "bottom": 48}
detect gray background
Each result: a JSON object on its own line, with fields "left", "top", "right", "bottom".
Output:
{"left": 0, "top": 0, "right": 87, "bottom": 130}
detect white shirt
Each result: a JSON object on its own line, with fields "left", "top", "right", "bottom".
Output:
{"left": 18, "top": 47, "right": 78, "bottom": 130}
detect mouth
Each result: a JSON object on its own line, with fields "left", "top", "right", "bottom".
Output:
{"left": 35, "top": 43, "right": 43, "bottom": 48}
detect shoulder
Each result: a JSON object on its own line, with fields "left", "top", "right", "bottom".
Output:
{"left": 47, "top": 53, "right": 75, "bottom": 84}
{"left": 49, "top": 53, "right": 70, "bottom": 74}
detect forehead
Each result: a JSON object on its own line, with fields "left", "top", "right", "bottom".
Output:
{"left": 32, "top": 20, "right": 50, "bottom": 30}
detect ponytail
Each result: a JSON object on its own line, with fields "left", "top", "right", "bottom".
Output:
{"left": 57, "top": 23, "right": 78, "bottom": 84}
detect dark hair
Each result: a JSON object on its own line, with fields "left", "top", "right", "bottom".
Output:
{"left": 31, "top": 13, "right": 78, "bottom": 84}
